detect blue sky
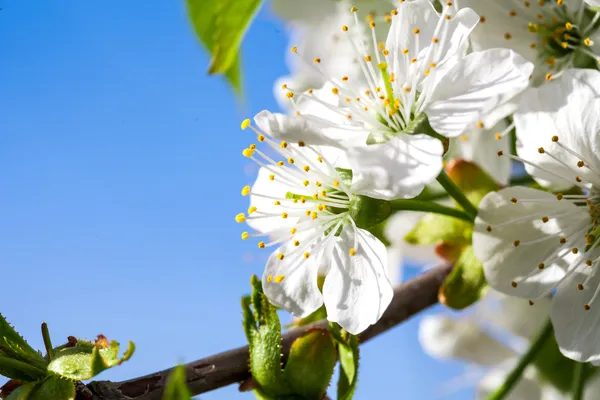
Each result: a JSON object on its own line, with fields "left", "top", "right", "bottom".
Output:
{"left": 0, "top": 1, "right": 472, "bottom": 398}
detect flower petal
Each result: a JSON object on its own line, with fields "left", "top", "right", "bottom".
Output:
{"left": 322, "top": 226, "right": 392, "bottom": 334}
{"left": 551, "top": 255, "right": 600, "bottom": 363}
{"left": 426, "top": 48, "right": 533, "bottom": 137}
{"left": 348, "top": 134, "right": 444, "bottom": 200}
{"left": 254, "top": 109, "right": 367, "bottom": 148}
{"left": 515, "top": 69, "right": 600, "bottom": 190}
{"left": 473, "top": 186, "right": 589, "bottom": 298}
{"left": 448, "top": 119, "right": 511, "bottom": 185}
{"left": 262, "top": 228, "right": 326, "bottom": 318}
{"left": 419, "top": 314, "right": 518, "bottom": 366}
{"left": 476, "top": 366, "right": 542, "bottom": 400}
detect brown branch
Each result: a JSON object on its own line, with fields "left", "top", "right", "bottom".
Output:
{"left": 80, "top": 264, "right": 453, "bottom": 400}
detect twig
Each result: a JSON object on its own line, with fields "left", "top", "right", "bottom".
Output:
{"left": 81, "top": 264, "right": 453, "bottom": 400}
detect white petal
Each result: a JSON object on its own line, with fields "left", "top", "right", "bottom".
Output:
{"left": 385, "top": 246, "right": 404, "bottom": 284}
{"left": 348, "top": 134, "right": 444, "bottom": 200}
{"left": 384, "top": 211, "right": 441, "bottom": 266}
{"left": 247, "top": 166, "right": 307, "bottom": 234}
{"left": 322, "top": 226, "right": 393, "bottom": 334}
{"left": 425, "top": 49, "right": 533, "bottom": 137}
{"left": 586, "top": 0, "right": 600, "bottom": 6}
{"left": 515, "top": 69, "right": 600, "bottom": 190}
{"left": 262, "top": 228, "right": 325, "bottom": 318}
{"left": 476, "top": 367, "right": 542, "bottom": 400}
{"left": 473, "top": 186, "right": 589, "bottom": 298}
{"left": 254, "top": 110, "right": 367, "bottom": 148}
{"left": 551, "top": 255, "right": 600, "bottom": 363}
{"left": 419, "top": 315, "right": 518, "bottom": 365}
{"left": 448, "top": 119, "right": 511, "bottom": 185}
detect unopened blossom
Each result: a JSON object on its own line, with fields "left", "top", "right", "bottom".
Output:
{"left": 236, "top": 118, "right": 393, "bottom": 334}
{"left": 462, "top": 0, "right": 600, "bottom": 82}
{"left": 473, "top": 68, "right": 600, "bottom": 363}
{"left": 260, "top": 0, "right": 533, "bottom": 200}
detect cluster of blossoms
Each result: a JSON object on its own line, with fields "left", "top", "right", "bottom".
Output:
{"left": 236, "top": 0, "right": 600, "bottom": 394}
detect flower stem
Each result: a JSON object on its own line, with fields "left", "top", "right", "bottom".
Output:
{"left": 488, "top": 320, "right": 553, "bottom": 400}
{"left": 389, "top": 199, "right": 472, "bottom": 222}
{"left": 436, "top": 170, "right": 478, "bottom": 221}
{"left": 41, "top": 322, "right": 54, "bottom": 360}
{"left": 572, "top": 362, "right": 587, "bottom": 400}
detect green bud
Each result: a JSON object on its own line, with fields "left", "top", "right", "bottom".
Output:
{"left": 404, "top": 213, "right": 472, "bottom": 247}
{"left": 349, "top": 195, "right": 391, "bottom": 230}
{"left": 283, "top": 328, "right": 336, "bottom": 399}
{"left": 438, "top": 246, "right": 488, "bottom": 310}
{"left": 445, "top": 159, "right": 498, "bottom": 207}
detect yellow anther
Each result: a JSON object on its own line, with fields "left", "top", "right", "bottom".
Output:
{"left": 277, "top": 254, "right": 285, "bottom": 261}
{"left": 242, "top": 148, "right": 255, "bottom": 158}
{"left": 311, "top": 211, "right": 318, "bottom": 220}
{"left": 241, "top": 186, "right": 251, "bottom": 196}
{"left": 480, "top": 16, "right": 486, "bottom": 23}
{"left": 342, "top": 76, "right": 349, "bottom": 81}
{"left": 282, "top": 212, "right": 289, "bottom": 219}
{"left": 241, "top": 119, "right": 251, "bottom": 130}
{"left": 370, "top": 21, "right": 376, "bottom": 28}
{"left": 332, "top": 87, "right": 339, "bottom": 95}
{"left": 274, "top": 200, "right": 281, "bottom": 206}
{"left": 315, "top": 181, "right": 322, "bottom": 187}
{"left": 288, "top": 157, "right": 295, "bottom": 164}
{"left": 538, "top": 263, "right": 545, "bottom": 270}
{"left": 511, "top": 197, "right": 517, "bottom": 204}
{"left": 476, "top": 121, "right": 484, "bottom": 128}
{"left": 445, "top": 14, "right": 451, "bottom": 20}
{"left": 402, "top": 48, "right": 409, "bottom": 55}
{"left": 235, "top": 213, "right": 246, "bottom": 223}
{"left": 298, "top": 141, "right": 305, "bottom": 147}
{"left": 350, "top": 6, "right": 358, "bottom": 12}
{"left": 300, "top": 197, "right": 306, "bottom": 203}
{"left": 317, "top": 156, "right": 323, "bottom": 163}
{"left": 542, "top": 216, "right": 549, "bottom": 223}
{"left": 281, "top": 83, "right": 287, "bottom": 89}
{"left": 498, "top": 150, "right": 504, "bottom": 156}
{"left": 565, "top": 22, "right": 573, "bottom": 30}
{"left": 459, "top": 135, "right": 468, "bottom": 142}
{"left": 304, "top": 165, "right": 310, "bottom": 172}
{"left": 413, "top": 28, "right": 420, "bottom": 34}
{"left": 258, "top": 241, "right": 265, "bottom": 249}
{"left": 410, "top": 57, "right": 417, "bottom": 63}
{"left": 349, "top": 248, "right": 357, "bottom": 256}
{"left": 275, "top": 275, "right": 285, "bottom": 283}
{"left": 286, "top": 91, "right": 294, "bottom": 98}
{"left": 504, "top": 33, "right": 512, "bottom": 40}
{"left": 267, "top": 275, "right": 273, "bottom": 282}
{"left": 365, "top": 55, "right": 372, "bottom": 62}
{"left": 578, "top": 161, "right": 585, "bottom": 168}
{"left": 342, "top": 25, "right": 348, "bottom": 32}
{"left": 314, "top": 57, "right": 321, "bottom": 64}
{"left": 545, "top": 73, "right": 553, "bottom": 81}
{"left": 584, "top": 38, "right": 592, "bottom": 46}
{"left": 432, "top": 37, "right": 439, "bottom": 43}
{"left": 304, "top": 252, "right": 310, "bottom": 259}
{"left": 248, "top": 206, "right": 257, "bottom": 214}
{"left": 333, "top": 179, "right": 340, "bottom": 187}
{"left": 291, "top": 46, "right": 297, "bottom": 52}
{"left": 392, "top": 9, "right": 398, "bottom": 15}
{"left": 249, "top": 144, "right": 256, "bottom": 150}
{"left": 303, "top": 180, "right": 309, "bottom": 187}
{"left": 495, "top": 133, "right": 502, "bottom": 140}
{"left": 280, "top": 141, "right": 288, "bottom": 148}
{"left": 552, "top": 136, "right": 559, "bottom": 142}
{"left": 269, "top": 174, "right": 275, "bottom": 181}
{"left": 258, "top": 135, "right": 265, "bottom": 142}
{"left": 294, "top": 240, "right": 300, "bottom": 246}
{"left": 556, "top": 193, "right": 563, "bottom": 200}
{"left": 305, "top": 210, "right": 311, "bottom": 216}
{"left": 277, "top": 161, "right": 285, "bottom": 167}
{"left": 241, "top": 232, "right": 249, "bottom": 240}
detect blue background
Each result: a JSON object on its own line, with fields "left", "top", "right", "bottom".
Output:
{"left": 0, "top": 1, "right": 469, "bottom": 398}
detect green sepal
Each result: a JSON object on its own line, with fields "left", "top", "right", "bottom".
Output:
{"left": 349, "top": 195, "right": 391, "bottom": 230}
{"left": 163, "top": 365, "right": 192, "bottom": 400}
{"left": 47, "top": 337, "right": 135, "bottom": 380}
{"left": 242, "top": 275, "right": 290, "bottom": 397}
{"left": 283, "top": 328, "right": 336, "bottom": 399}
{"left": 0, "top": 314, "right": 46, "bottom": 369}
{"left": 7, "top": 377, "right": 75, "bottom": 400}
{"left": 404, "top": 213, "right": 472, "bottom": 246}
{"left": 438, "top": 246, "right": 488, "bottom": 310}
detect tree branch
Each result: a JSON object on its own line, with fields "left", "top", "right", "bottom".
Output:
{"left": 81, "top": 264, "right": 453, "bottom": 400}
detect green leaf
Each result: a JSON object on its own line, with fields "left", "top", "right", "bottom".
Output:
{"left": 284, "top": 329, "right": 336, "bottom": 399}
{"left": 0, "top": 314, "right": 46, "bottom": 368}
{"left": 163, "top": 365, "right": 192, "bottom": 400}
{"left": 404, "top": 212, "right": 472, "bottom": 246}
{"left": 337, "top": 334, "right": 359, "bottom": 400}
{"left": 0, "top": 355, "right": 47, "bottom": 381}
{"left": 29, "top": 377, "right": 75, "bottom": 400}
{"left": 187, "top": 0, "right": 262, "bottom": 93}
{"left": 47, "top": 337, "right": 134, "bottom": 381}
{"left": 6, "top": 381, "right": 40, "bottom": 400}
{"left": 438, "top": 246, "right": 488, "bottom": 310}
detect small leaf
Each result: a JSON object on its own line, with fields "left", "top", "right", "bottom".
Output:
{"left": 29, "top": 377, "right": 75, "bottom": 400}
{"left": 337, "top": 334, "right": 359, "bottom": 400}
{"left": 284, "top": 328, "right": 336, "bottom": 399}
{"left": 186, "top": 0, "right": 261, "bottom": 93}
{"left": 0, "top": 314, "right": 46, "bottom": 367}
{"left": 438, "top": 246, "right": 488, "bottom": 310}
{"left": 47, "top": 336, "right": 135, "bottom": 381}
{"left": 6, "top": 381, "right": 39, "bottom": 400}
{"left": 0, "top": 355, "right": 47, "bottom": 381}
{"left": 163, "top": 365, "right": 192, "bottom": 400}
